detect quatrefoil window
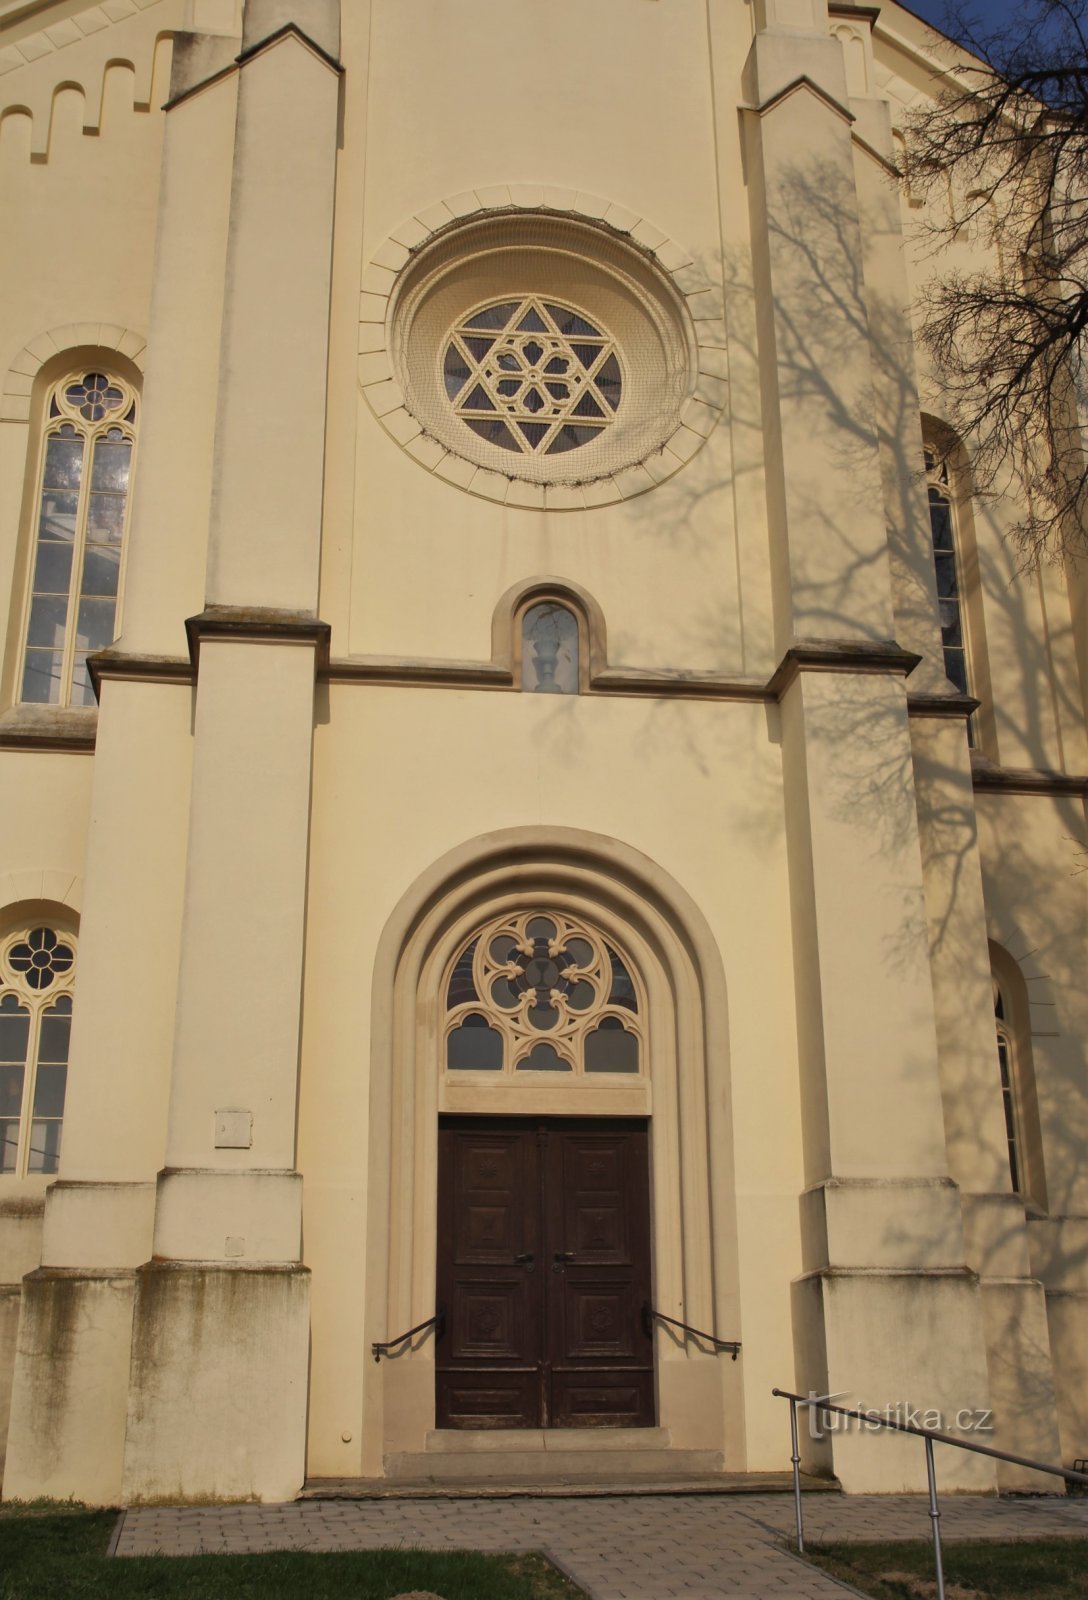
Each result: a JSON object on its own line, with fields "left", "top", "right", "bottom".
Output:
{"left": 7, "top": 927, "right": 75, "bottom": 993}
{"left": 443, "top": 298, "right": 623, "bottom": 457}
{"left": 444, "top": 912, "right": 642, "bottom": 1076}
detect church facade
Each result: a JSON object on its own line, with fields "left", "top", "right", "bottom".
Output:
{"left": 0, "top": 0, "right": 1086, "bottom": 1504}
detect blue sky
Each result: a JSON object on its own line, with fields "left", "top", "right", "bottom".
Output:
{"left": 900, "top": 1, "right": 1065, "bottom": 40}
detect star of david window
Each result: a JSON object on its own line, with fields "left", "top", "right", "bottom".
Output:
{"left": 444, "top": 912, "right": 642, "bottom": 1076}
{"left": 442, "top": 299, "right": 623, "bottom": 457}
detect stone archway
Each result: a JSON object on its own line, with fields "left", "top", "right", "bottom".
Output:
{"left": 359, "top": 827, "right": 746, "bottom": 1479}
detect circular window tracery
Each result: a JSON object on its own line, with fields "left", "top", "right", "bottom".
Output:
{"left": 444, "top": 911, "right": 643, "bottom": 1076}
{"left": 385, "top": 212, "right": 696, "bottom": 491}
{"left": 443, "top": 297, "right": 623, "bottom": 457}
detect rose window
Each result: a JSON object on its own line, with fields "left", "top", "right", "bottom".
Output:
{"left": 445, "top": 912, "right": 642, "bottom": 1075}
{"left": 442, "top": 298, "right": 622, "bottom": 457}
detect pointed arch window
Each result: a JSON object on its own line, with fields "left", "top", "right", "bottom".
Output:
{"left": 444, "top": 911, "right": 644, "bottom": 1076}
{"left": 994, "top": 981, "right": 1022, "bottom": 1195}
{"left": 0, "top": 923, "right": 76, "bottom": 1176}
{"left": 925, "top": 447, "right": 970, "bottom": 699}
{"left": 18, "top": 369, "right": 138, "bottom": 707}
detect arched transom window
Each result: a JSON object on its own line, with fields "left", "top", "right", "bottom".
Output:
{"left": 445, "top": 911, "right": 643, "bottom": 1076}
{"left": 0, "top": 924, "right": 76, "bottom": 1176}
{"left": 19, "top": 369, "right": 137, "bottom": 707}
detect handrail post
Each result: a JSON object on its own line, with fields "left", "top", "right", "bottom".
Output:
{"left": 789, "top": 1396, "right": 805, "bottom": 1553}
{"left": 925, "top": 1435, "right": 946, "bottom": 1600}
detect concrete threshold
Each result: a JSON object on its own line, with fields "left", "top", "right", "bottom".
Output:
{"left": 299, "top": 1471, "right": 839, "bottom": 1500}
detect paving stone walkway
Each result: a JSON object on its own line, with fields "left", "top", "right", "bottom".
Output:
{"left": 114, "top": 1491, "right": 1088, "bottom": 1599}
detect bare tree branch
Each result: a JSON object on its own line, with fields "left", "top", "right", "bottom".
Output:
{"left": 904, "top": 1, "right": 1088, "bottom": 565}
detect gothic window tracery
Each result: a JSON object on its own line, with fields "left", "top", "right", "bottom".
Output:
{"left": 0, "top": 923, "right": 76, "bottom": 1176}
{"left": 444, "top": 911, "right": 643, "bottom": 1076}
{"left": 443, "top": 297, "right": 623, "bottom": 458}
{"left": 19, "top": 368, "right": 137, "bottom": 707}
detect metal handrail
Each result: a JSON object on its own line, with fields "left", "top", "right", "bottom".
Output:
{"left": 643, "top": 1303, "right": 741, "bottom": 1360}
{"left": 773, "top": 1386, "right": 1088, "bottom": 1600}
{"left": 372, "top": 1306, "right": 445, "bottom": 1363}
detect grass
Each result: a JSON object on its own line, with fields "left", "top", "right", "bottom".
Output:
{"left": 0, "top": 1509, "right": 588, "bottom": 1599}
{"left": 804, "top": 1537, "right": 1088, "bottom": 1600}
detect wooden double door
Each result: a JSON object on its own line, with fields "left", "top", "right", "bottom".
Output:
{"left": 436, "top": 1116, "right": 654, "bottom": 1429}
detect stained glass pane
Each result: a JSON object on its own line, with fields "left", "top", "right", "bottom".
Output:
{"left": 465, "top": 302, "right": 519, "bottom": 330}
{"left": 27, "top": 1118, "right": 62, "bottom": 1175}
{"left": 0, "top": 1064, "right": 24, "bottom": 1119}
{"left": 0, "top": 999, "right": 30, "bottom": 1063}
{"left": 0, "top": 1117, "right": 20, "bottom": 1173}
{"left": 90, "top": 436, "right": 131, "bottom": 493}
{"left": 526, "top": 917, "right": 557, "bottom": 943}
{"left": 466, "top": 419, "right": 519, "bottom": 451}
{"left": 528, "top": 1003, "right": 559, "bottom": 1031}
{"left": 38, "top": 492, "right": 78, "bottom": 543}
{"left": 564, "top": 938, "right": 593, "bottom": 969}
{"left": 21, "top": 649, "right": 63, "bottom": 704}
{"left": 44, "top": 435, "right": 84, "bottom": 490}
{"left": 489, "top": 935, "right": 519, "bottom": 964}
{"left": 38, "top": 1009, "right": 71, "bottom": 1064}
{"left": 76, "top": 597, "right": 116, "bottom": 651}
{"left": 607, "top": 948, "right": 638, "bottom": 1012}
{"left": 585, "top": 1018, "right": 639, "bottom": 1073}
{"left": 33, "top": 541, "right": 74, "bottom": 595}
{"left": 447, "top": 940, "right": 479, "bottom": 1008}
{"left": 522, "top": 603, "right": 579, "bottom": 694}
{"left": 517, "top": 1042, "right": 570, "bottom": 1071}
{"left": 86, "top": 494, "right": 127, "bottom": 544}
{"left": 447, "top": 1015, "right": 504, "bottom": 1071}
{"left": 81, "top": 545, "right": 121, "bottom": 598}
{"left": 27, "top": 597, "right": 69, "bottom": 648}
{"left": 32, "top": 1064, "right": 67, "bottom": 1119}
{"left": 490, "top": 976, "right": 520, "bottom": 1009}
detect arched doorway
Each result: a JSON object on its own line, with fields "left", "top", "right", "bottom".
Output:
{"left": 361, "top": 828, "right": 745, "bottom": 1476}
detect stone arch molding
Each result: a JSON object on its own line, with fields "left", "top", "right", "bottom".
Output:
{"left": 0, "top": 870, "right": 83, "bottom": 917}
{"left": 359, "top": 191, "right": 730, "bottom": 510}
{"left": 2, "top": 325, "right": 147, "bottom": 422}
{"left": 361, "top": 826, "right": 746, "bottom": 1467}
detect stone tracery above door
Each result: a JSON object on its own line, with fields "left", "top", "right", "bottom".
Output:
{"left": 444, "top": 909, "right": 644, "bottom": 1079}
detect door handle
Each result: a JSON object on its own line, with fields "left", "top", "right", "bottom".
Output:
{"left": 552, "top": 1250, "right": 576, "bottom": 1271}
{"left": 513, "top": 1251, "right": 535, "bottom": 1271}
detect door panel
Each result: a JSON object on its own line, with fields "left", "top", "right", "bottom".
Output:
{"left": 436, "top": 1117, "right": 654, "bottom": 1429}
{"left": 435, "top": 1123, "right": 542, "bottom": 1428}
{"left": 546, "top": 1123, "right": 654, "bottom": 1427}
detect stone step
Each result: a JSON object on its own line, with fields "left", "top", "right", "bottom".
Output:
{"left": 300, "top": 1470, "right": 839, "bottom": 1500}
{"left": 385, "top": 1446, "right": 725, "bottom": 1482}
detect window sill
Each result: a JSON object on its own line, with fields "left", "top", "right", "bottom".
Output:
{"left": 0, "top": 705, "right": 97, "bottom": 752}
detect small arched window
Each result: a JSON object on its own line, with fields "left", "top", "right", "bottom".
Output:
{"left": 990, "top": 944, "right": 1047, "bottom": 1211}
{"left": 444, "top": 911, "right": 643, "bottom": 1076}
{"left": 18, "top": 368, "right": 138, "bottom": 707}
{"left": 520, "top": 601, "right": 581, "bottom": 694}
{"left": 925, "top": 446, "right": 970, "bottom": 699}
{"left": 994, "top": 981, "right": 1022, "bottom": 1194}
{"left": 0, "top": 922, "right": 76, "bottom": 1176}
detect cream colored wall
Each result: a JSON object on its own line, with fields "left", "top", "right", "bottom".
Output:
{"left": 0, "top": 9, "right": 173, "bottom": 687}
{"left": 323, "top": 0, "right": 759, "bottom": 679}
{"left": 297, "top": 685, "right": 804, "bottom": 1477}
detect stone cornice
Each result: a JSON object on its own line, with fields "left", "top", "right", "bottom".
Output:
{"left": 185, "top": 607, "right": 332, "bottom": 674}
{"left": 971, "top": 755, "right": 1088, "bottom": 798}
{"left": 742, "top": 74, "right": 857, "bottom": 130}
{"left": 0, "top": 704, "right": 96, "bottom": 752}
{"left": 767, "top": 640, "right": 922, "bottom": 698}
